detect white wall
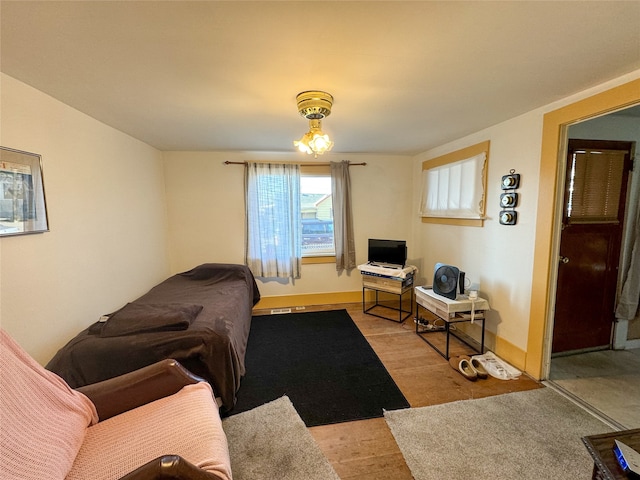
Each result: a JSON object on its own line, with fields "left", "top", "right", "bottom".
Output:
{"left": 0, "top": 74, "right": 170, "bottom": 364}
{"left": 163, "top": 151, "right": 414, "bottom": 297}
{"left": 411, "top": 70, "right": 640, "bottom": 358}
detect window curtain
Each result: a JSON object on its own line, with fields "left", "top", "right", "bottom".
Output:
{"left": 420, "top": 152, "right": 486, "bottom": 218}
{"left": 245, "top": 162, "right": 301, "bottom": 279}
{"left": 331, "top": 161, "right": 356, "bottom": 272}
{"left": 616, "top": 185, "right": 640, "bottom": 321}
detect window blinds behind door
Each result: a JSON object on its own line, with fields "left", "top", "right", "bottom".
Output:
{"left": 566, "top": 149, "right": 626, "bottom": 223}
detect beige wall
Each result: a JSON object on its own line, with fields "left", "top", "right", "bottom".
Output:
{"left": 0, "top": 74, "right": 170, "bottom": 364}
{"left": 411, "top": 112, "right": 543, "bottom": 362}
{"left": 412, "top": 69, "right": 640, "bottom": 372}
{"left": 163, "top": 151, "right": 414, "bottom": 298}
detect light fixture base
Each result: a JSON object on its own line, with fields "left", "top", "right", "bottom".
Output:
{"left": 296, "top": 91, "right": 333, "bottom": 119}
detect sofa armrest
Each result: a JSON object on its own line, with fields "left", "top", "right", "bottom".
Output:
{"left": 77, "top": 359, "right": 204, "bottom": 421}
{"left": 118, "top": 455, "right": 228, "bottom": 480}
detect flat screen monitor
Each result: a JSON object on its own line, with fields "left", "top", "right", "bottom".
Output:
{"left": 367, "top": 239, "right": 407, "bottom": 267}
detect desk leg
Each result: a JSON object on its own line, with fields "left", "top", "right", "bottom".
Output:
{"left": 445, "top": 323, "right": 451, "bottom": 359}
{"left": 402, "top": 288, "right": 413, "bottom": 323}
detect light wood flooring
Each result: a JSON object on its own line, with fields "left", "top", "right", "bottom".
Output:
{"left": 254, "top": 301, "right": 542, "bottom": 480}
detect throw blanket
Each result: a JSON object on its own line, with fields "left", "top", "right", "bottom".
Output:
{"left": 0, "top": 329, "right": 98, "bottom": 480}
{"left": 99, "top": 303, "right": 203, "bottom": 337}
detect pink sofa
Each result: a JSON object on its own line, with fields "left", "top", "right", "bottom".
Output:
{"left": 0, "top": 329, "right": 233, "bottom": 480}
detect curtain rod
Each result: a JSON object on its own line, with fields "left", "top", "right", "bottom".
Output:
{"left": 224, "top": 161, "right": 366, "bottom": 167}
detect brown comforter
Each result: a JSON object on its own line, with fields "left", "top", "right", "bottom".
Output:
{"left": 46, "top": 263, "right": 260, "bottom": 411}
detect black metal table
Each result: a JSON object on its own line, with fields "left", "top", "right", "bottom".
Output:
{"left": 362, "top": 284, "right": 413, "bottom": 323}
{"left": 414, "top": 299, "right": 486, "bottom": 359}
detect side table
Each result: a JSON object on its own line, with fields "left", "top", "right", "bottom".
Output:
{"left": 414, "top": 286, "right": 489, "bottom": 359}
{"left": 363, "top": 284, "right": 413, "bottom": 323}
{"left": 582, "top": 428, "right": 640, "bottom": 480}
{"left": 360, "top": 264, "right": 416, "bottom": 323}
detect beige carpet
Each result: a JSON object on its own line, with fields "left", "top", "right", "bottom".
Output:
{"left": 222, "top": 396, "right": 339, "bottom": 480}
{"left": 384, "top": 388, "right": 614, "bottom": 480}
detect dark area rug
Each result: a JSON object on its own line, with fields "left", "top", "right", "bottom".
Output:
{"left": 224, "top": 309, "right": 409, "bottom": 427}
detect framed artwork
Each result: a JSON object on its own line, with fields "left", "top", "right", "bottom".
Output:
{"left": 0, "top": 146, "right": 49, "bottom": 236}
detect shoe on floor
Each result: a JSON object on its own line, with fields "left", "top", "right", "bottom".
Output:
{"left": 469, "top": 357, "right": 489, "bottom": 379}
{"left": 449, "top": 356, "right": 478, "bottom": 381}
{"left": 459, "top": 355, "right": 489, "bottom": 379}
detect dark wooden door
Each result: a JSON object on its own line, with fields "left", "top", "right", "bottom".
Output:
{"left": 552, "top": 139, "right": 633, "bottom": 354}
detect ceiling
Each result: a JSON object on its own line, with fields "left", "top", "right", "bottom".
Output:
{"left": 1, "top": 1, "right": 639, "bottom": 155}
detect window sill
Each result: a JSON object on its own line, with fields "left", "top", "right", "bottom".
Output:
{"left": 302, "top": 256, "right": 336, "bottom": 265}
{"left": 421, "top": 217, "right": 485, "bottom": 227}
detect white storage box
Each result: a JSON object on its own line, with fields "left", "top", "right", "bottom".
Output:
{"left": 363, "top": 273, "right": 414, "bottom": 294}
{"left": 415, "top": 286, "right": 489, "bottom": 318}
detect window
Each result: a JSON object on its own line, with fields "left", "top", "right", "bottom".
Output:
{"left": 300, "top": 170, "right": 335, "bottom": 257}
{"left": 566, "top": 149, "right": 626, "bottom": 223}
{"left": 419, "top": 140, "right": 489, "bottom": 227}
{"left": 245, "top": 162, "right": 351, "bottom": 278}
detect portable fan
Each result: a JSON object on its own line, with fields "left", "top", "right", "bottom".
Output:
{"left": 433, "top": 263, "right": 460, "bottom": 300}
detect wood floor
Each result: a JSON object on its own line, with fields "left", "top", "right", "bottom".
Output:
{"left": 256, "top": 301, "right": 542, "bottom": 480}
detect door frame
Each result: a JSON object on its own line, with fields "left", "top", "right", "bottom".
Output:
{"left": 525, "top": 78, "right": 640, "bottom": 380}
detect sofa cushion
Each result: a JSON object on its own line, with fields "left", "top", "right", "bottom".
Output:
{"left": 0, "top": 329, "right": 98, "bottom": 480}
{"left": 66, "top": 382, "right": 232, "bottom": 480}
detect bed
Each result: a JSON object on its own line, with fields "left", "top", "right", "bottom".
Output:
{"left": 46, "top": 263, "right": 260, "bottom": 411}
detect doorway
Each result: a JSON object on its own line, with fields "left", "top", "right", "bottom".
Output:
{"left": 525, "top": 80, "right": 640, "bottom": 382}
{"left": 545, "top": 104, "right": 640, "bottom": 429}
{"left": 552, "top": 139, "right": 633, "bottom": 354}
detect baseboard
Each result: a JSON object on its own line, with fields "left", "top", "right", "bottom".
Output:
{"left": 494, "top": 335, "right": 527, "bottom": 372}
{"left": 254, "top": 291, "right": 363, "bottom": 310}
{"left": 454, "top": 322, "right": 527, "bottom": 372}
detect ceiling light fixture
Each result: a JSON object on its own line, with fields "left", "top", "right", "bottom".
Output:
{"left": 293, "top": 90, "right": 334, "bottom": 158}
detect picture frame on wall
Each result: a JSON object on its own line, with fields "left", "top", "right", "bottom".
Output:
{"left": 0, "top": 146, "right": 49, "bottom": 236}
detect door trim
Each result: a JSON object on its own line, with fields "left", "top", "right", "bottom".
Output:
{"left": 525, "top": 78, "right": 640, "bottom": 380}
